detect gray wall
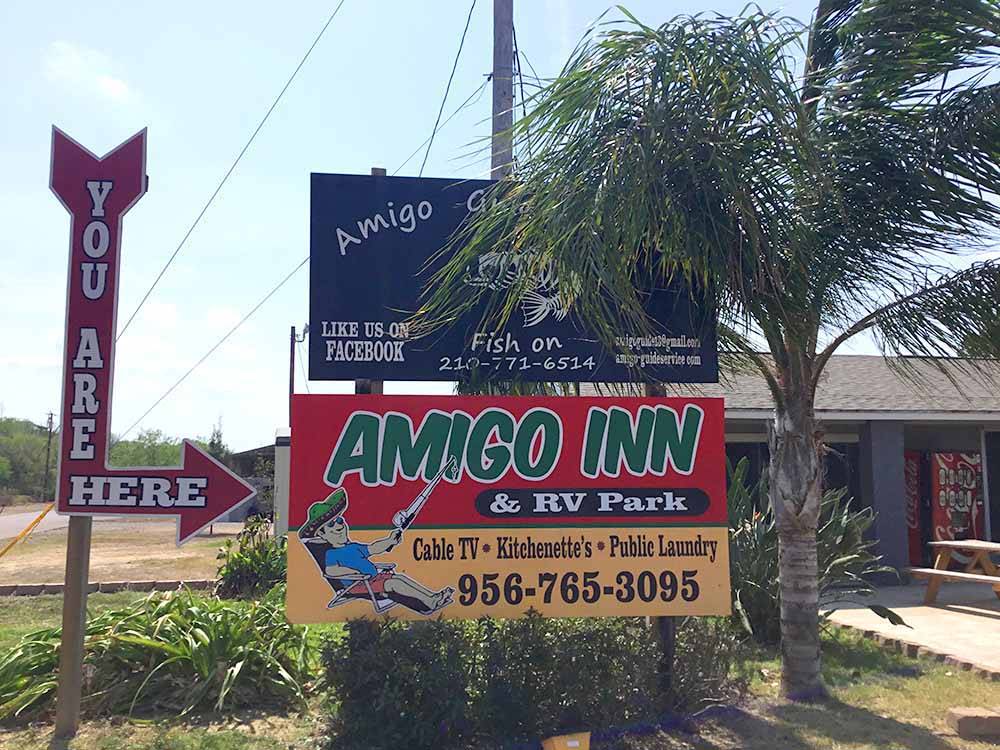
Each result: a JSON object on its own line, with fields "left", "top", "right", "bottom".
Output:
{"left": 859, "top": 421, "right": 909, "bottom": 575}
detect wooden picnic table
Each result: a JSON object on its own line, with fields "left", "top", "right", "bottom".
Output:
{"left": 906, "top": 539, "right": 1000, "bottom": 606}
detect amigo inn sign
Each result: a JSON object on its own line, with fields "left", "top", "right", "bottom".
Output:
{"left": 286, "top": 395, "right": 730, "bottom": 622}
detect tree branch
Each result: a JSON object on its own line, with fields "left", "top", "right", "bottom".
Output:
{"left": 720, "top": 323, "right": 785, "bottom": 411}
{"left": 813, "top": 261, "right": 1000, "bottom": 393}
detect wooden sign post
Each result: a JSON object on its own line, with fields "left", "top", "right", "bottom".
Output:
{"left": 49, "top": 128, "right": 257, "bottom": 738}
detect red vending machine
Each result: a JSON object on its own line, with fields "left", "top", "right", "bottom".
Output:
{"left": 930, "top": 452, "right": 985, "bottom": 562}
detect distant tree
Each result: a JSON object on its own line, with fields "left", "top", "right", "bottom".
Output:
{"left": 0, "top": 418, "right": 49, "bottom": 498}
{"left": 0, "top": 455, "right": 11, "bottom": 487}
{"left": 251, "top": 454, "right": 275, "bottom": 517}
{"left": 109, "top": 429, "right": 182, "bottom": 467}
{"left": 207, "top": 420, "right": 232, "bottom": 466}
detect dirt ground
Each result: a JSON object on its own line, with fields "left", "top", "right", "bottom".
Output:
{"left": 0, "top": 520, "right": 239, "bottom": 584}
{"left": 1, "top": 695, "right": 995, "bottom": 750}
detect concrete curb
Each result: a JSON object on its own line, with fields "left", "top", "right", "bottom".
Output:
{"left": 833, "top": 623, "right": 1000, "bottom": 681}
{"left": 0, "top": 580, "right": 214, "bottom": 597}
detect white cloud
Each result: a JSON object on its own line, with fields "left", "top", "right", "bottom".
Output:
{"left": 44, "top": 41, "right": 131, "bottom": 102}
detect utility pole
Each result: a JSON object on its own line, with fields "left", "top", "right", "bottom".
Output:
{"left": 491, "top": 0, "right": 514, "bottom": 179}
{"left": 41, "top": 411, "right": 54, "bottom": 501}
{"left": 289, "top": 325, "right": 297, "bottom": 425}
{"left": 357, "top": 168, "right": 387, "bottom": 396}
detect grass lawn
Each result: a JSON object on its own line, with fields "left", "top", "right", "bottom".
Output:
{"left": 0, "top": 521, "right": 237, "bottom": 585}
{"left": 0, "top": 708, "right": 323, "bottom": 750}
{"left": 0, "top": 592, "right": 147, "bottom": 652}
{"left": 1, "top": 604, "right": 997, "bottom": 749}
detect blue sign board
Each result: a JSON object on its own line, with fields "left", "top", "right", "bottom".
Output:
{"left": 309, "top": 173, "right": 717, "bottom": 383}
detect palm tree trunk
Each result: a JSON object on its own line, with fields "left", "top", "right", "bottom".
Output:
{"left": 768, "top": 394, "right": 828, "bottom": 701}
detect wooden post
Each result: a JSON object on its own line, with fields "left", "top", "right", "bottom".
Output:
{"left": 491, "top": 0, "right": 514, "bottom": 179}
{"left": 42, "top": 412, "right": 54, "bottom": 501}
{"left": 359, "top": 166, "right": 388, "bottom": 397}
{"left": 54, "top": 515, "right": 93, "bottom": 738}
{"left": 645, "top": 380, "right": 677, "bottom": 698}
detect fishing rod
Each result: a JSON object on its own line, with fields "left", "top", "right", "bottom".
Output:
{"left": 392, "top": 456, "right": 458, "bottom": 531}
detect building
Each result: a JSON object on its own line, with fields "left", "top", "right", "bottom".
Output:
{"left": 226, "top": 443, "right": 276, "bottom": 521}
{"left": 589, "top": 354, "right": 1000, "bottom": 571}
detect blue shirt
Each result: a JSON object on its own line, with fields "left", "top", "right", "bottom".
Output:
{"left": 324, "top": 542, "right": 376, "bottom": 582}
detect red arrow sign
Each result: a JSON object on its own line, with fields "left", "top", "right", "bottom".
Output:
{"left": 51, "top": 128, "right": 255, "bottom": 544}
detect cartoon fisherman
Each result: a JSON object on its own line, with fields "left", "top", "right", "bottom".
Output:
{"left": 299, "top": 463, "right": 455, "bottom": 615}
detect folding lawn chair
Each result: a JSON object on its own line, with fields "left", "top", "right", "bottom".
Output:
{"left": 303, "top": 539, "right": 398, "bottom": 613}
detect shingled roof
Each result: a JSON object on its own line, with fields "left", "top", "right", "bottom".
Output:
{"left": 581, "top": 355, "right": 1000, "bottom": 418}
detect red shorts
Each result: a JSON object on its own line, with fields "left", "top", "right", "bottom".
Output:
{"left": 367, "top": 570, "right": 393, "bottom": 594}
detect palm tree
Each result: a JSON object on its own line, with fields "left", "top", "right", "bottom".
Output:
{"left": 417, "top": 2, "right": 1000, "bottom": 699}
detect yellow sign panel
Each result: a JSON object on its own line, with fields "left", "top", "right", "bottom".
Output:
{"left": 287, "top": 526, "right": 729, "bottom": 622}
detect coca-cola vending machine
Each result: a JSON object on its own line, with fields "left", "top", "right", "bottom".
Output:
{"left": 930, "top": 452, "right": 985, "bottom": 562}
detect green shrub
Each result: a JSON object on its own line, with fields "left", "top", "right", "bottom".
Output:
{"left": 324, "top": 618, "right": 473, "bottom": 750}
{"left": 728, "top": 457, "right": 897, "bottom": 644}
{"left": 322, "top": 613, "right": 745, "bottom": 749}
{"left": 473, "top": 614, "right": 663, "bottom": 742}
{"left": 0, "top": 588, "right": 310, "bottom": 722}
{"left": 670, "top": 616, "right": 748, "bottom": 711}
{"left": 215, "top": 516, "right": 286, "bottom": 599}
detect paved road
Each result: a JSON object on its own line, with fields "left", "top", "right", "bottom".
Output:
{"left": 0, "top": 509, "right": 115, "bottom": 540}
{"left": 0, "top": 511, "right": 244, "bottom": 540}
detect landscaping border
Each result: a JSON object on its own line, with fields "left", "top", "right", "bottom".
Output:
{"left": 831, "top": 623, "right": 1000, "bottom": 682}
{"left": 0, "top": 580, "right": 213, "bottom": 596}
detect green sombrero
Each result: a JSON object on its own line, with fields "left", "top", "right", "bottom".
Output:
{"left": 300, "top": 488, "right": 348, "bottom": 538}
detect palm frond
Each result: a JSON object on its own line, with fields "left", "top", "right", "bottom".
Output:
{"left": 411, "top": 4, "right": 1000, "bottom": 399}
{"left": 411, "top": 12, "right": 824, "bottom": 356}
{"left": 817, "top": 261, "right": 1000, "bottom": 376}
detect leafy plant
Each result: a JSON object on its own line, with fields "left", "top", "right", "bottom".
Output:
{"left": 728, "top": 458, "right": 898, "bottom": 644}
{"left": 670, "top": 616, "right": 749, "bottom": 712}
{"left": 0, "top": 588, "right": 310, "bottom": 722}
{"left": 251, "top": 454, "right": 276, "bottom": 516}
{"left": 324, "top": 618, "right": 473, "bottom": 750}
{"left": 322, "top": 613, "right": 745, "bottom": 749}
{"left": 413, "top": 1, "right": 1000, "bottom": 698}
{"left": 215, "top": 515, "right": 287, "bottom": 599}
{"left": 473, "top": 613, "right": 667, "bottom": 741}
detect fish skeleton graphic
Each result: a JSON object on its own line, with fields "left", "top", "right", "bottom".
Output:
{"left": 462, "top": 249, "right": 572, "bottom": 327}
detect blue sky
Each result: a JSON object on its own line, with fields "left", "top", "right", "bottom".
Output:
{"left": 1, "top": 0, "right": 848, "bottom": 451}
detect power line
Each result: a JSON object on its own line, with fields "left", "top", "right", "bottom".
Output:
{"left": 418, "top": 0, "right": 478, "bottom": 178}
{"left": 118, "top": 68, "right": 495, "bottom": 432}
{"left": 115, "top": 0, "right": 349, "bottom": 343}
{"left": 512, "top": 21, "right": 530, "bottom": 163}
{"left": 118, "top": 6, "right": 499, "bottom": 431}
{"left": 116, "top": 255, "right": 308, "bottom": 440}
{"left": 393, "top": 76, "right": 490, "bottom": 175}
